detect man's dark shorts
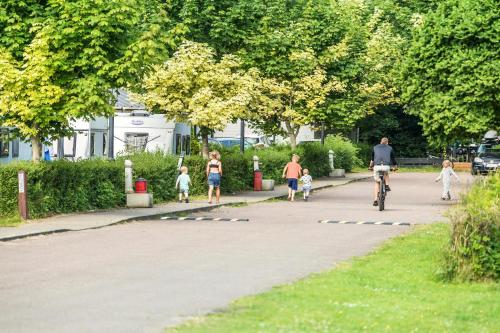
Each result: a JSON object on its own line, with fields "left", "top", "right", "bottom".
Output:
{"left": 287, "top": 178, "right": 298, "bottom": 191}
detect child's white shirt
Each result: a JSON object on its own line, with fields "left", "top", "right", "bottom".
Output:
{"left": 436, "top": 167, "right": 459, "bottom": 182}
{"left": 301, "top": 175, "right": 312, "bottom": 187}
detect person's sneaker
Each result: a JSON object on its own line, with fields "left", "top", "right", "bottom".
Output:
{"left": 447, "top": 192, "right": 451, "bottom": 200}
{"left": 385, "top": 185, "right": 391, "bottom": 192}
{"left": 305, "top": 196, "right": 308, "bottom": 202}
{"left": 178, "top": 200, "right": 182, "bottom": 203}
{"left": 373, "top": 200, "right": 378, "bottom": 206}
{"left": 441, "top": 197, "right": 446, "bottom": 200}
{"left": 185, "top": 199, "right": 189, "bottom": 203}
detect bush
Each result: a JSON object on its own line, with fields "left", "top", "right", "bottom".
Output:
{"left": 0, "top": 159, "right": 125, "bottom": 219}
{"left": 355, "top": 142, "right": 372, "bottom": 166}
{"left": 440, "top": 173, "right": 500, "bottom": 281}
{"left": 0, "top": 144, "right": 333, "bottom": 221}
{"left": 324, "top": 135, "right": 362, "bottom": 171}
{"left": 297, "top": 142, "right": 331, "bottom": 178}
{"left": 244, "top": 146, "right": 290, "bottom": 184}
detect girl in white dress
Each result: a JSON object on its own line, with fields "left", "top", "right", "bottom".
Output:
{"left": 435, "top": 160, "right": 460, "bottom": 200}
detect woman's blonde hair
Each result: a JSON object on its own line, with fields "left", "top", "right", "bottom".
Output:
{"left": 180, "top": 166, "right": 188, "bottom": 173}
{"left": 292, "top": 154, "right": 300, "bottom": 161}
{"left": 442, "top": 159, "right": 451, "bottom": 168}
{"left": 209, "top": 150, "right": 220, "bottom": 160}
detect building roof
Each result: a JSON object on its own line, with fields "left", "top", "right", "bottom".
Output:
{"left": 114, "top": 89, "right": 146, "bottom": 111}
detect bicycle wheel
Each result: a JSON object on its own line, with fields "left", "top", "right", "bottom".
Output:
{"left": 378, "top": 178, "right": 385, "bottom": 211}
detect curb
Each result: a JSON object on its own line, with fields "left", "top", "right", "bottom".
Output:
{"left": 0, "top": 176, "right": 369, "bottom": 242}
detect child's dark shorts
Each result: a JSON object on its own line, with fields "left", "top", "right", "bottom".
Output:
{"left": 287, "top": 178, "right": 298, "bottom": 191}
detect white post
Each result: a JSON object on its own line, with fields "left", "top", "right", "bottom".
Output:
{"left": 253, "top": 155, "right": 259, "bottom": 171}
{"left": 328, "top": 150, "right": 335, "bottom": 171}
{"left": 125, "top": 160, "right": 134, "bottom": 193}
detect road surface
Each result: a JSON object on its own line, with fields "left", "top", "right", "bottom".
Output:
{"left": 0, "top": 172, "right": 471, "bottom": 333}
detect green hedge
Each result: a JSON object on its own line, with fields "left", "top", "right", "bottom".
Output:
{"left": 324, "top": 135, "right": 363, "bottom": 171}
{"left": 0, "top": 160, "right": 125, "bottom": 219}
{"left": 0, "top": 143, "right": 336, "bottom": 220}
{"left": 440, "top": 173, "right": 499, "bottom": 281}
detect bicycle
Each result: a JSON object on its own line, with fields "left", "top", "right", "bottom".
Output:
{"left": 370, "top": 164, "right": 396, "bottom": 211}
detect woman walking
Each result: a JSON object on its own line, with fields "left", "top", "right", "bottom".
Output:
{"left": 206, "top": 151, "right": 222, "bottom": 204}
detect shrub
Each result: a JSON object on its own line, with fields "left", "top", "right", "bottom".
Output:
{"left": 355, "top": 142, "right": 372, "bottom": 166}
{"left": 440, "top": 173, "right": 499, "bottom": 281}
{"left": 297, "top": 142, "right": 331, "bottom": 178}
{"left": 244, "top": 146, "right": 290, "bottom": 184}
{"left": 324, "top": 135, "right": 362, "bottom": 171}
{"left": 0, "top": 143, "right": 333, "bottom": 221}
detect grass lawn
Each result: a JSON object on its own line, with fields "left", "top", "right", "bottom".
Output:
{"left": 0, "top": 215, "right": 23, "bottom": 227}
{"left": 167, "top": 224, "right": 499, "bottom": 333}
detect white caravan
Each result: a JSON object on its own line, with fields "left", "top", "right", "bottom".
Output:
{"left": 0, "top": 89, "right": 190, "bottom": 164}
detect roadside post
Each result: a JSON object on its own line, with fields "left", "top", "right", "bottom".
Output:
{"left": 329, "top": 150, "right": 345, "bottom": 177}
{"left": 125, "top": 160, "right": 134, "bottom": 193}
{"left": 18, "top": 170, "right": 28, "bottom": 220}
{"left": 177, "top": 153, "right": 185, "bottom": 174}
{"left": 253, "top": 155, "right": 262, "bottom": 191}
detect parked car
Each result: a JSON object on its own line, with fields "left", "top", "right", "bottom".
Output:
{"left": 471, "top": 131, "right": 500, "bottom": 175}
{"left": 208, "top": 137, "right": 253, "bottom": 149}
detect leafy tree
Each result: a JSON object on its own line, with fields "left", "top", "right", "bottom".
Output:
{"left": 401, "top": 0, "right": 500, "bottom": 147}
{"left": 254, "top": 53, "right": 343, "bottom": 149}
{"left": 137, "top": 41, "right": 259, "bottom": 157}
{"left": 0, "top": 0, "right": 176, "bottom": 161}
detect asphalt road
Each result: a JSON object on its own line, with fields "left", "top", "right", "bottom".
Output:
{"left": 0, "top": 172, "right": 471, "bottom": 333}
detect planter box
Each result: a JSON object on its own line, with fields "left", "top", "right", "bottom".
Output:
{"left": 262, "top": 179, "right": 275, "bottom": 191}
{"left": 127, "top": 193, "right": 153, "bottom": 208}
{"left": 330, "top": 169, "right": 345, "bottom": 177}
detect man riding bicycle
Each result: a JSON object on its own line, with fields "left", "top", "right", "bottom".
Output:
{"left": 369, "top": 137, "right": 398, "bottom": 206}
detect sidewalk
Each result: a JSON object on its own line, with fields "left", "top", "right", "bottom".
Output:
{"left": 0, "top": 174, "right": 369, "bottom": 241}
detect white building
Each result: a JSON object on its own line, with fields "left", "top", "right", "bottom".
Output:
{"left": 213, "top": 119, "right": 320, "bottom": 144}
{"left": 0, "top": 89, "right": 190, "bottom": 164}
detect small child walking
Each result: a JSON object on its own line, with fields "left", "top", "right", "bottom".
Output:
{"left": 176, "top": 166, "right": 191, "bottom": 203}
{"left": 300, "top": 168, "right": 312, "bottom": 201}
{"left": 282, "top": 154, "right": 302, "bottom": 202}
{"left": 435, "top": 160, "right": 460, "bottom": 200}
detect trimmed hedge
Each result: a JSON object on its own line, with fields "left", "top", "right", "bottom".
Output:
{"left": 0, "top": 143, "right": 335, "bottom": 220}
{"left": 0, "top": 160, "right": 124, "bottom": 219}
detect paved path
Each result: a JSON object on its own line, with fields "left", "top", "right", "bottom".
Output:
{"left": 0, "top": 175, "right": 366, "bottom": 241}
{"left": 0, "top": 173, "right": 472, "bottom": 333}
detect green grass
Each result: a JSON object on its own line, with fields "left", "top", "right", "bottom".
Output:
{"left": 0, "top": 215, "right": 24, "bottom": 227}
{"left": 166, "top": 224, "right": 499, "bottom": 333}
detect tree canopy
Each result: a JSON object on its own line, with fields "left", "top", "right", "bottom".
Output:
{"left": 0, "top": 0, "right": 179, "bottom": 160}
{"left": 138, "top": 41, "right": 259, "bottom": 157}
{"left": 401, "top": 0, "right": 500, "bottom": 147}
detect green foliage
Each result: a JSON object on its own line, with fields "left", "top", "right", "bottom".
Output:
{"left": 324, "top": 135, "right": 362, "bottom": 171}
{"left": 357, "top": 105, "right": 429, "bottom": 157}
{"left": 440, "top": 173, "right": 500, "bottom": 281}
{"left": 296, "top": 142, "right": 331, "bottom": 178}
{"left": 401, "top": 0, "right": 500, "bottom": 147}
{"left": 0, "top": 0, "right": 178, "bottom": 160}
{"left": 0, "top": 160, "right": 125, "bottom": 219}
{"left": 0, "top": 147, "right": 334, "bottom": 220}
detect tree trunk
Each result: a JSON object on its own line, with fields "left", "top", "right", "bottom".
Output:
{"left": 284, "top": 121, "right": 300, "bottom": 150}
{"left": 200, "top": 127, "right": 209, "bottom": 159}
{"left": 31, "top": 136, "right": 42, "bottom": 162}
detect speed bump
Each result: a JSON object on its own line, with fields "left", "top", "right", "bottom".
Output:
{"left": 160, "top": 216, "right": 249, "bottom": 222}
{"left": 318, "top": 220, "right": 411, "bottom": 226}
